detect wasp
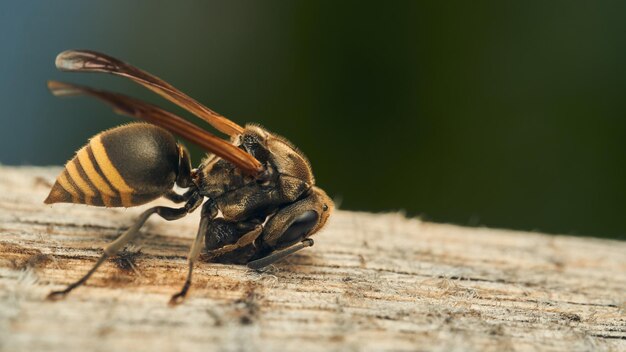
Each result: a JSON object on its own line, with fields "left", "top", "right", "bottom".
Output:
{"left": 44, "top": 50, "right": 333, "bottom": 304}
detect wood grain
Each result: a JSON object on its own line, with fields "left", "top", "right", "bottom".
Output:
{"left": 0, "top": 166, "right": 624, "bottom": 352}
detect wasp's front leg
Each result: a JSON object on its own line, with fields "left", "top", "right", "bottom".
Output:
{"left": 247, "top": 187, "right": 333, "bottom": 269}
{"left": 205, "top": 218, "right": 264, "bottom": 264}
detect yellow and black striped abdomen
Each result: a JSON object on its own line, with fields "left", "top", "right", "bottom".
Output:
{"left": 45, "top": 123, "right": 181, "bottom": 208}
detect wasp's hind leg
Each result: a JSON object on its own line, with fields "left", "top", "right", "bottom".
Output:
{"left": 164, "top": 188, "right": 196, "bottom": 203}
{"left": 47, "top": 193, "right": 203, "bottom": 301}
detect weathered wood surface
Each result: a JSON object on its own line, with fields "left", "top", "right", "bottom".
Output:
{"left": 0, "top": 166, "right": 624, "bottom": 352}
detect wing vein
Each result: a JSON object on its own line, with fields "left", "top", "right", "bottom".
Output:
{"left": 48, "top": 81, "right": 262, "bottom": 176}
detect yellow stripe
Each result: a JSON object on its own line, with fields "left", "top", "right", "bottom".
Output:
{"left": 77, "top": 146, "right": 115, "bottom": 206}
{"left": 57, "top": 171, "right": 80, "bottom": 203}
{"left": 67, "top": 159, "right": 96, "bottom": 204}
{"left": 90, "top": 136, "right": 134, "bottom": 207}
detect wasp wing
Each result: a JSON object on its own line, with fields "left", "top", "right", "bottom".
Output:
{"left": 55, "top": 50, "right": 243, "bottom": 136}
{"left": 48, "top": 81, "right": 262, "bottom": 175}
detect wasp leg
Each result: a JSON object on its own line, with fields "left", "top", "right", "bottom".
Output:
{"left": 47, "top": 193, "right": 203, "bottom": 301}
{"left": 246, "top": 191, "right": 327, "bottom": 270}
{"left": 163, "top": 147, "right": 194, "bottom": 204}
{"left": 169, "top": 200, "right": 218, "bottom": 305}
{"left": 204, "top": 218, "right": 264, "bottom": 264}
{"left": 164, "top": 188, "right": 196, "bottom": 203}
{"left": 247, "top": 239, "right": 314, "bottom": 270}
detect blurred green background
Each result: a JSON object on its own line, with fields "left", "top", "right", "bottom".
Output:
{"left": 1, "top": 1, "right": 624, "bottom": 239}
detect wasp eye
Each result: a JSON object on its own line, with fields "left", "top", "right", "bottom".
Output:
{"left": 322, "top": 204, "right": 329, "bottom": 212}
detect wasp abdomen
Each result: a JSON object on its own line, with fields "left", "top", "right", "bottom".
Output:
{"left": 45, "top": 123, "right": 181, "bottom": 207}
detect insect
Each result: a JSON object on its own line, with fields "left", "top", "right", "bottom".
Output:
{"left": 44, "top": 50, "right": 333, "bottom": 304}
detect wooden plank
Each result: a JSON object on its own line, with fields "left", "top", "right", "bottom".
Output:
{"left": 0, "top": 166, "right": 624, "bottom": 351}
